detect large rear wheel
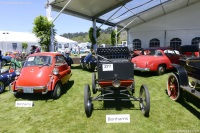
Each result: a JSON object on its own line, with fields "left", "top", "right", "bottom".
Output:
{"left": 84, "top": 84, "right": 92, "bottom": 117}
{"left": 139, "top": 84, "right": 150, "bottom": 117}
{"left": 167, "top": 73, "right": 182, "bottom": 101}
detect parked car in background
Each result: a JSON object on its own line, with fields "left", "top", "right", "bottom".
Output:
{"left": 131, "top": 47, "right": 182, "bottom": 75}
{"left": 179, "top": 45, "right": 199, "bottom": 57}
{"left": 10, "top": 52, "right": 72, "bottom": 99}
{"left": 80, "top": 48, "right": 91, "bottom": 54}
{"left": 0, "top": 66, "right": 16, "bottom": 93}
{"left": 2, "top": 55, "right": 12, "bottom": 66}
{"left": 80, "top": 53, "right": 97, "bottom": 71}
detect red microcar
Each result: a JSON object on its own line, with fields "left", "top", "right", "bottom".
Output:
{"left": 10, "top": 52, "right": 72, "bottom": 99}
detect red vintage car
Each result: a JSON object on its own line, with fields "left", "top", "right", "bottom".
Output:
{"left": 131, "top": 47, "right": 182, "bottom": 75}
{"left": 10, "top": 52, "right": 72, "bottom": 99}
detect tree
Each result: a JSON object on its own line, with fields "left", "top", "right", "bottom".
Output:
{"left": 22, "top": 42, "right": 28, "bottom": 52}
{"left": 111, "top": 30, "right": 120, "bottom": 46}
{"left": 89, "top": 27, "right": 101, "bottom": 51}
{"left": 32, "top": 15, "right": 56, "bottom": 52}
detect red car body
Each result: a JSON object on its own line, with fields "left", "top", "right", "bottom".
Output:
{"left": 131, "top": 47, "right": 182, "bottom": 75}
{"left": 10, "top": 52, "right": 72, "bottom": 99}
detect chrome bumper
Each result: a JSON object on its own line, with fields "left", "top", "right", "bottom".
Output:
{"left": 134, "top": 66, "right": 150, "bottom": 72}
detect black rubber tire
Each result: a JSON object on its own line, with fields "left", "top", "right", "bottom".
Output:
{"left": 167, "top": 73, "right": 182, "bottom": 101}
{"left": 0, "top": 81, "right": 5, "bottom": 93}
{"left": 14, "top": 92, "right": 21, "bottom": 98}
{"left": 92, "top": 73, "right": 97, "bottom": 94}
{"left": 2, "top": 60, "right": 7, "bottom": 66}
{"left": 52, "top": 83, "right": 62, "bottom": 99}
{"left": 139, "top": 84, "right": 150, "bottom": 117}
{"left": 157, "top": 65, "right": 166, "bottom": 75}
{"left": 84, "top": 84, "right": 92, "bottom": 117}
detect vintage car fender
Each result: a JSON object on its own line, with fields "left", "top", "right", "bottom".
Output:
{"left": 171, "top": 64, "right": 189, "bottom": 86}
{"left": 48, "top": 74, "right": 61, "bottom": 91}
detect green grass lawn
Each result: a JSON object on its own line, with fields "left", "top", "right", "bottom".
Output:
{"left": 0, "top": 65, "right": 199, "bottom": 133}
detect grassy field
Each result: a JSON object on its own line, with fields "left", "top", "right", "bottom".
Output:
{"left": 0, "top": 64, "right": 199, "bottom": 133}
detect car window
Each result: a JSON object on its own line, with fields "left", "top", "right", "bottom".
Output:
{"left": 55, "top": 55, "right": 67, "bottom": 65}
{"left": 143, "top": 50, "right": 155, "bottom": 55}
{"left": 155, "top": 50, "right": 163, "bottom": 56}
{"left": 24, "top": 56, "right": 52, "bottom": 67}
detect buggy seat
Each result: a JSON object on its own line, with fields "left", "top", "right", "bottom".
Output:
{"left": 96, "top": 47, "right": 134, "bottom": 87}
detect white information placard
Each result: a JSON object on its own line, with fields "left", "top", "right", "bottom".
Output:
{"left": 15, "top": 101, "right": 33, "bottom": 107}
{"left": 102, "top": 64, "right": 113, "bottom": 71}
{"left": 106, "top": 114, "right": 130, "bottom": 123}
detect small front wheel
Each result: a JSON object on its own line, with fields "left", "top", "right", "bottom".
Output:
{"left": 84, "top": 84, "right": 92, "bottom": 117}
{"left": 52, "top": 83, "right": 62, "bottom": 99}
{"left": 139, "top": 84, "right": 150, "bottom": 117}
{"left": 167, "top": 73, "right": 182, "bottom": 101}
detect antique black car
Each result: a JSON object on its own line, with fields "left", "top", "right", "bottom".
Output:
{"left": 84, "top": 47, "right": 150, "bottom": 117}
{"left": 167, "top": 57, "right": 200, "bottom": 101}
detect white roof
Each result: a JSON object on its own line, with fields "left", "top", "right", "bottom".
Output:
{"left": 0, "top": 31, "right": 77, "bottom": 44}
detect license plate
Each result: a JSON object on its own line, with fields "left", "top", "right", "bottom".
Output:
{"left": 102, "top": 64, "right": 113, "bottom": 71}
{"left": 23, "top": 88, "right": 34, "bottom": 93}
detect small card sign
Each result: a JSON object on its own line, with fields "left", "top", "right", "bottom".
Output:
{"left": 102, "top": 64, "right": 113, "bottom": 71}
{"left": 15, "top": 101, "right": 33, "bottom": 107}
{"left": 106, "top": 114, "right": 130, "bottom": 123}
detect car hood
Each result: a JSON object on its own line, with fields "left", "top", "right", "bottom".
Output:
{"left": 132, "top": 55, "right": 157, "bottom": 63}
{"left": 16, "top": 66, "right": 52, "bottom": 86}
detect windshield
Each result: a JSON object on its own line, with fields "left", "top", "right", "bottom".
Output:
{"left": 24, "top": 56, "right": 52, "bottom": 67}
{"left": 142, "top": 50, "right": 163, "bottom": 56}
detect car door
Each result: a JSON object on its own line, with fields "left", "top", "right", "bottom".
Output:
{"left": 55, "top": 55, "right": 71, "bottom": 84}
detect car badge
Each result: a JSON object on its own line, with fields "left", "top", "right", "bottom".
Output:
{"left": 30, "top": 69, "right": 34, "bottom": 72}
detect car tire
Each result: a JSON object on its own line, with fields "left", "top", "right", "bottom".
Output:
{"left": 14, "top": 92, "right": 21, "bottom": 98}
{"left": 167, "top": 73, "right": 182, "bottom": 101}
{"left": 2, "top": 60, "right": 7, "bottom": 66}
{"left": 52, "top": 83, "right": 62, "bottom": 99}
{"left": 0, "top": 81, "right": 5, "bottom": 93}
{"left": 84, "top": 84, "right": 92, "bottom": 117}
{"left": 92, "top": 73, "right": 97, "bottom": 94}
{"left": 157, "top": 65, "right": 165, "bottom": 75}
{"left": 139, "top": 84, "right": 150, "bottom": 117}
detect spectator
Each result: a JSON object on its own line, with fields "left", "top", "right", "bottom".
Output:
{"left": 30, "top": 45, "right": 36, "bottom": 54}
{"left": 0, "top": 50, "right": 2, "bottom": 70}
{"left": 35, "top": 45, "right": 41, "bottom": 53}
{"left": 64, "top": 47, "right": 71, "bottom": 57}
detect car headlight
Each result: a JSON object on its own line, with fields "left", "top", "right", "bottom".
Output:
{"left": 112, "top": 79, "right": 121, "bottom": 88}
{"left": 53, "top": 68, "right": 59, "bottom": 75}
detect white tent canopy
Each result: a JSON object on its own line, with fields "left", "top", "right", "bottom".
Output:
{"left": 0, "top": 31, "right": 77, "bottom": 54}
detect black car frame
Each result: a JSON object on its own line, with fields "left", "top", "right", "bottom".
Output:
{"left": 167, "top": 56, "right": 200, "bottom": 101}
{"left": 84, "top": 47, "right": 150, "bottom": 117}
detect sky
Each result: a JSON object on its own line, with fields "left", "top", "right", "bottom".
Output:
{"left": 0, "top": 0, "right": 104, "bottom": 35}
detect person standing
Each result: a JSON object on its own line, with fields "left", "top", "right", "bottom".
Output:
{"left": 0, "top": 50, "right": 2, "bottom": 70}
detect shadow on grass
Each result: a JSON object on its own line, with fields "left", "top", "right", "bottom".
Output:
{"left": 179, "top": 91, "right": 200, "bottom": 119}
{"left": 165, "top": 89, "right": 200, "bottom": 119}
{"left": 93, "top": 91, "right": 139, "bottom": 111}
{"left": 14, "top": 80, "right": 74, "bottom": 102}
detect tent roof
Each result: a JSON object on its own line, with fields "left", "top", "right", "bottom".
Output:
{"left": 0, "top": 31, "right": 77, "bottom": 43}
{"left": 49, "top": 0, "right": 200, "bottom": 30}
